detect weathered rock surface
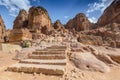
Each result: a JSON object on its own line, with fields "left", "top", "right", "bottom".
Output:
{"left": 77, "top": 34, "right": 103, "bottom": 46}
{"left": 65, "top": 13, "right": 91, "bottom": 31}
{"left": 76, "top": 22, "right": 120, "bottom": 48}
{"left": 53, "top": 20, "right": 65, "bottom": 31}
{"left": 69, "top": 52, "right": 110, "bottom": 73}
{"left": 97, "top": 0, "right": 120, "bottom": 26}
{"left": 68, "top": 43, "right": 120, "bottom": 73}
{"left": 0, "top": 15, "right": 6, "bottom": 42}
{"left": 28, "top": 6, "right": 53, "bottom": 34}
{"left": 13, "top": 9, "right": 28, "bottom": 29}
{"left": 9, "top": 28, "right": 32, "bottom": 42}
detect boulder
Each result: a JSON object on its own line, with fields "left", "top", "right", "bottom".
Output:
{"left": 69, "top": 52, "right": 110, "bottom": 73}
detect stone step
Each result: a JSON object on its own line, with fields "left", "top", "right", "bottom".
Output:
{"left": 36, "top": 49, "right": 66, "bottom": 51}
{"left": 32, "top": 51, "right": 65, "bottom": 55}
{"left": 20, "top": 59, "right": 66, "bottom": 65}
{"left": 29, "top": 54, "right": 66, "bottom": 59}
{"left": 46, "top": 46, "right": 67, "bottom": 49}
{"left": 7, "top": 63, "right": 65, "bottom": 75}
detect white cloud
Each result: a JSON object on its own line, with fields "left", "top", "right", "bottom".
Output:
{"left": 86, "top": 0, "right": 113, "bottom": 23}
{"left": 87, "top": 0, "right": 113, "bottom": 13}
{"left": 0, "top": 0, "right": 31, "bottom": 17}
{"left": 64, "top": 16, "right": 69, "bottom": 19}
{"left": 88, "top": 17, "right": 97, "bottom": 23}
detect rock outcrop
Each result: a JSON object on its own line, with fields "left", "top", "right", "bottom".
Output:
{"left": 12, "top": 6, "right": 55, "bottom": 41}
{"left": 9, "top": 29, "right": 32, "bottom": 42}
{"left": 69, "top": 52, "right": 110, "bottom": 73}
{"left": 65, "top": 13, "right": 91, "bottom": 31}
{"left": 77, "top": 22, "right": 120, "bottom": 47}
{"left": 13, "top": 9, "right": 28, "bottom": 29}
{"left": 77, "top": 34, "right": 103, "bottom": 46}
{"left": 28, "top": 6, "right": 53, "bottom": 34}
{"left": 0, "top": 15, "right": 6, "bottom": 42}
{"left": 53, "top": 20, "right": 65, "bottom": 31}
{"left": 97, "top": 0, "right": 120, "bottom": 26}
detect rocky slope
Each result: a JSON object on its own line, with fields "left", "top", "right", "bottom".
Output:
{"left": 97, "top": 0, "right": 120, "bottom": 26}
{"left": 75, "top": 0, "right": 120, "bottom": 48}
{"left": 0, "top": 15, "right": 6, "bottom": 42}
{"left": 65, "top": 13, "right": 91, "bottom": 31}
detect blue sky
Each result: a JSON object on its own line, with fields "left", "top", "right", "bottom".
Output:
{"left": 0, "top": 0, "right": 113, "bottom": 29}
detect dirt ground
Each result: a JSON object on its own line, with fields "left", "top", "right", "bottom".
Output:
{"left": 0, "top": 51, "right": 61, "bottom": 80}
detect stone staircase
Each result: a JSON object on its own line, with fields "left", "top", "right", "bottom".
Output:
{"left": 7, "top": 45, "right": 68, "bottom": 75}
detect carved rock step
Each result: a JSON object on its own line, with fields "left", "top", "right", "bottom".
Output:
{"left": 28, "top": 54, "right": 66, "bottom": 59}
{"left": 36, "top": 49, "right": 66, "bottom": 51}
{"left": 20, "top": 59, "right": 66, "bottom": 65}
{"left": 33, "top": 51, "right": 65, "bottom": 55}
{"left": 8, "top": 63, "right": 65, "bottom": 75}
{"left": 32, "top": 51, "right": 65, "bottom": 55}
{"left": 46, "top": 46, "right": 67, "bottom": 49}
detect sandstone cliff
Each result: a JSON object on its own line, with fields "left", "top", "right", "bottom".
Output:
{"left": 28, "top": 6, "right": 53, "bottom": 34}
{"left": 13, "top": 9, "right": 28, "bottom": 29}
{"left": 97, "top": 0, "right": 120, "bottom": 26}
{"left": 53, "top": 20, "right": 65, "bottom": 31}
{"left": 0, "top": 15, "right": 6, "bottom": 42}
{"left": 65, "top": 13, "right": 91, "bottom": 31}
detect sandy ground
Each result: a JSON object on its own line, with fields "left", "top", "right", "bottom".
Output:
{"left": 63, "top": 63, "right": 120, "bottom": 80}
{"left": 0, "top": 51, "right": 61, "bottom": 80}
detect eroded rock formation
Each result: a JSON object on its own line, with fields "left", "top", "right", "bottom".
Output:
{"left": 70, "top": 52, "right": 110, "bottom": 73}
{"left": 65, "top": 13, "right": 91, "bottom": 31}
{"left": 9, "top": 29, "right": 32, "bottom": 42}
{"left": 53, "top": 20, "right": 64, "bottom": 31}
{"left": 0, "top": 15, "right": 6, "bottom": 42}
{"left": 13, "top": 9, "right": 28, "bottom": 29}
{"left": 28, "top": 6, "right": 53, "bottom": 34}
{"left": 97, "top": 0, "right": 120, "bottom": 26}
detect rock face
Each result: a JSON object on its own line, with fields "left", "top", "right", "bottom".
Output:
{"left": 69, "top": 52, "right": 110, "bottom": 73}
{"left": 28, "top": 6, "right": 53, "bottom": 34}
{"left": 12, "top": 6, "right": 54, "bottom": 41}
{"left": 13, "top": 9, "right": 28, "bottom": 29}
{"left": 9, "top": 29, "right": 32, "bottom": 42}
{"left": 65, "top": 13, "right": 91, "bottom": 31}
{"left": 77, "top": 35, "right": 103, "bottom": 46}
{"left": 97, "top": 0, "right": 120, "bottom": 26}
{"left": 53, "top": 20, "right": 64, "bottom": 31}
{"left": 77, "top": 22, "right": 120, "bottom": 48}
{"left": 0, "top": 15, "right": 6, "bottom": 42}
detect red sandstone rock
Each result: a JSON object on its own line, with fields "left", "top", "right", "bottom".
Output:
{"left": 69, "top": 52, "right": 110, "bottom": 73}
{"left": 65, "top": 13, "right": 91, "bottom": 31}
{"left": 28, "top": 6, "right": 53, "bottom": 34}
{"left": 53, "top": 20, "right": 65, "bottom": 31}
{"left": 9, "top": 28, "right": 32, "bottom": 42}
{"left": 13, "top": 9, "right": 28, "bottom": 29}
{"left": 97, "top": 0, "right": 120, "bottom": 26}
{"left": 0, "top": 15, "right": 6, "bottom": 42}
